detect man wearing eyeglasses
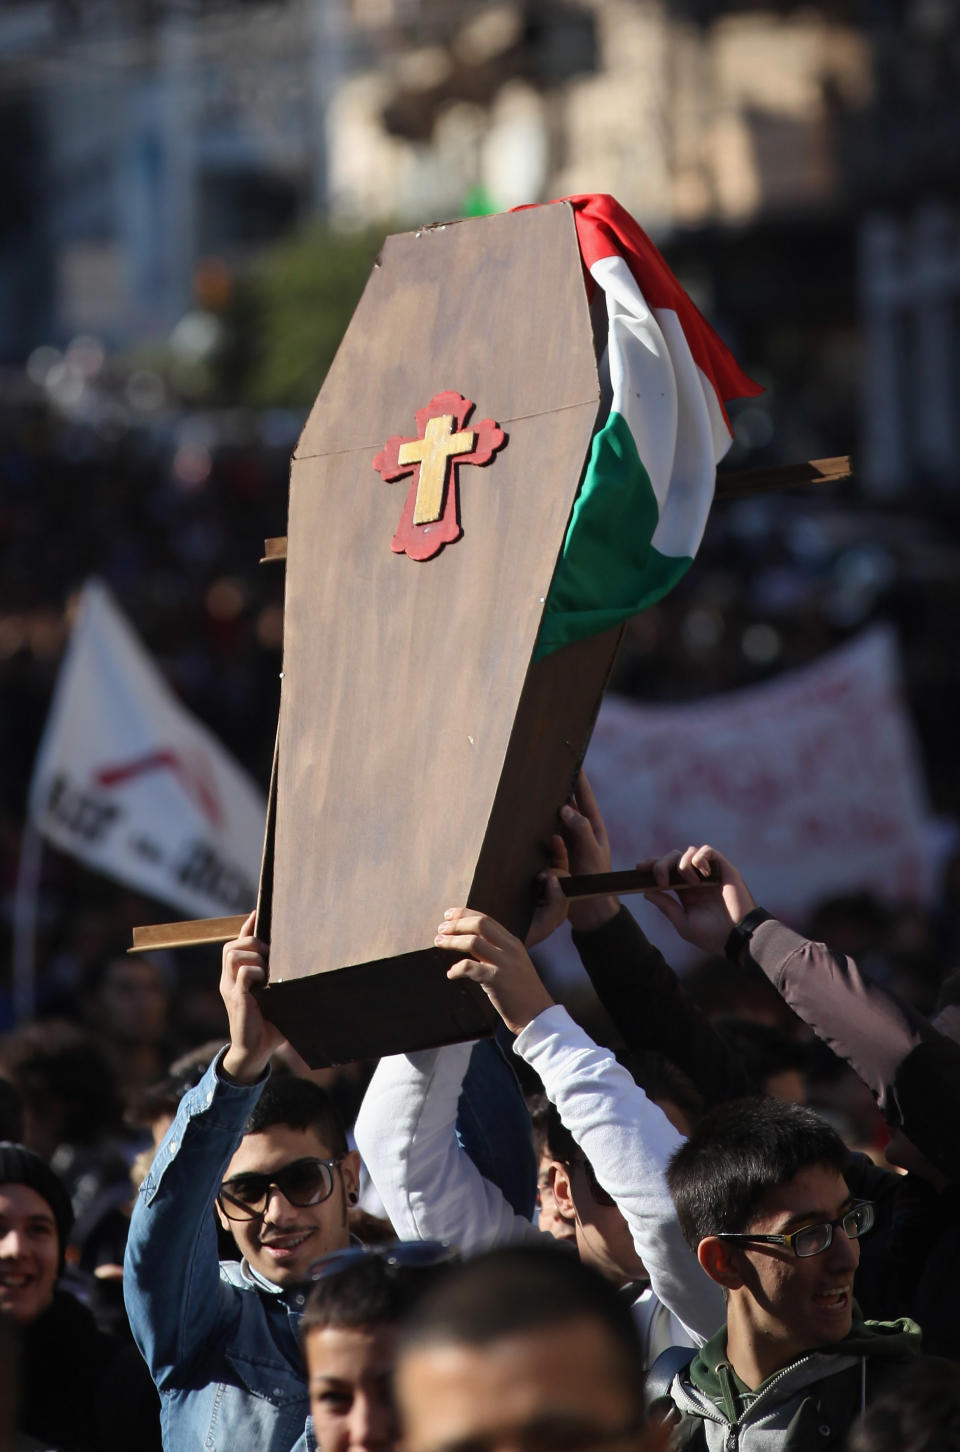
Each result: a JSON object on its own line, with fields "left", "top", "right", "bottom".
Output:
{"left": 123, "top": 911, "right": 361, "bottom": 1452}
{"left": 650, "top": 1097, "right": 921, "bottom": 1449}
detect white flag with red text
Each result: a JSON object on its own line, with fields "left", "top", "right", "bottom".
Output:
{"left": 28, "top": 579, "right": 266, "bottom": 919}
{"left": 537, "top": 626, "right": 938, "bottom": 983}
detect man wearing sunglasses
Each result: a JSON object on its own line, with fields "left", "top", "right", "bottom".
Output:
{"left": 650, "top": 1098, "right": 921, "bottom": 1449}
{"left": 124, "top": 910, "right": 361, "bottom": 1452}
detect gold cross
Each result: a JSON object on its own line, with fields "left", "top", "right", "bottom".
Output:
{"left": 398, "top": 414, "right": 476, "bottom": 525}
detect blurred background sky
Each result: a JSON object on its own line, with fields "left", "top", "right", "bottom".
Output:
{"left": 2, "top": 0, "right": 960, "bottom": 1036}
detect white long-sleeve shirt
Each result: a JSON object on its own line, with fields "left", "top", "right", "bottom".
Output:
{"left": 354, "top": 1004, "right": 723, "bottom": 1348}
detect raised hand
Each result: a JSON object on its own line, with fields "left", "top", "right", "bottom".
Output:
{"left": 559, "top": 769, "right": 619, "bottom": 932}
{"left": 644, "top": 845, "right": 756, "bottom": 956}
{"left": 525, "top": 833, "right": 570, "bottom": 948}
{"left": 437, "top": 908, "right": 554, "bottom": 1035}
{"left": 220, "top": 911, "right": 287, "bottom": 1084}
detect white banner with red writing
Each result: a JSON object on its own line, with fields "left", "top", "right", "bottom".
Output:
{"left": 28, "top": 579, "right": 266, "bottom": 919}
{"left": 538, "top": 626, "right": 937, "bottom": 981}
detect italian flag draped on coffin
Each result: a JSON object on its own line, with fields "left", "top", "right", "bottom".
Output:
{"left": 531, "top": 194, "right": 763, "bottom": 659}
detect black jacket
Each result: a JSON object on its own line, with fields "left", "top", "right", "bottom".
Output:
{"left": 18, "top": 1288, "right": 160, "bottom": 1452}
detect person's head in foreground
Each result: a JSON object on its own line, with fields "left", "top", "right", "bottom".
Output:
{"left": 846, "top": 1357, "right": 960, "bottom": 1452}
{"left": 395, "top": 1243, "right": 655, "bottom": 1452}
{"left": 301, "top": 1242, "right": 454, "bottom": 1452}
{"left": 667, "top": 1098, "right": 888, "bottom": 1386}
{"left": 214, "top": 1075, "right": 360, "bottom": 1288}
{"left": 0, "top": 1142, "right": 73, "bottom": 1326}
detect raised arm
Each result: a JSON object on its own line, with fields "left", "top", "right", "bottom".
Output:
{"left": 123, "top": 913, "right": 283, "bottom": 1385}
{"left": 354, "top": 863, "right": 570, "bottom": 1252}
{"left": 559, "top": 773, "right": 755, "bottom": 1105}
{"left": 648, "top": 845, "right": 960, "bottom": 1179}
{"left": 441, "top": 910, "right": 725, "bottom": 1343}
{"left": 354, "top": 1038, "right": 542, "bottom": 1253}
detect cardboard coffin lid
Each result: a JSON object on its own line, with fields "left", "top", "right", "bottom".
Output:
{"left": 264, "top": 204, "right": 601, "bottom": 1057}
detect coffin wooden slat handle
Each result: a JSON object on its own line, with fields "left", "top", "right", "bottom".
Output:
{"left": 130, "top": 914, "right": 250, "bottom": 951}
{"left": 561, "top": 867, "right": 714, "bottom": 899}
{"left": 260, "top": 456, "right": 853, "bottom": 566}
{"left": 715, "top": 455, "right": 851, "bottom": 500}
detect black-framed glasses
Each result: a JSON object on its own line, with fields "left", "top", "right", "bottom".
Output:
{"left": 218, "top": 1156, "right": 343, "bottom": 1221}
{"left": 564, "top": 1157, "right": 615, "bottom": 1209}
{"left": 715, "top": 1200, "right": 875, "bottom": 1259}
{"left": 309, "top": 1240, "right": 458, "bottom": 1282}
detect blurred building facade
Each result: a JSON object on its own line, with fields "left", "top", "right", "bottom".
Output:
{"left": 327, "top": 0, "right": 870, "bottom": 231}
{"left": 3, "top": 1, "right": 960, "bottom": 498}
{"left": 0, "top": 0, "right": 340, "bottom": 349}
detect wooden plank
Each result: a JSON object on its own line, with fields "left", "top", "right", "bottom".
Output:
{"left": 260, "top": 949, "right": 495, "bottom": 1067}
{"left": 260, "top": 454, "right": 853, "bottom": 567}
{"left": 468, "top": 626, "right": 624, "bottom": 942}
{"left": 254, "top": 725, "right": 279, "bottom": 944}
{"left": 130, "top": 914, "right": 248, "bottom": 951}
{"left": 294, "top": 210, "right": 598, "bottom": 464}
{"left": 715, "top": 455, "right": 851, "bottom": 500}
{"left": 561, "top": 867, "right": 714, "bottom": 899}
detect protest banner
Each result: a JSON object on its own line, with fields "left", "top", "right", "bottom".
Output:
{"left": 538, "top": 625, "right": 936, "bottom": 982}
{"left": 26, "top": 579, "right": 266, "bottom": 921}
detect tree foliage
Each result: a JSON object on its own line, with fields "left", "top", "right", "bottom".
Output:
{"left": 218, "top": 223, "right": 387, "bottom": 411}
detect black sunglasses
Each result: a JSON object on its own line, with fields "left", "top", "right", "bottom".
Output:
{"left": 308, "top": 1240, "right": 458, "bottom": 1282}
{"left": 218, "top": 1156, "right": 343, "bottom": 1221}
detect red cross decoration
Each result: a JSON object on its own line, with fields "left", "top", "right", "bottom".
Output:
{"left": 372, "top": 391, "right": 506, "bottom": 561}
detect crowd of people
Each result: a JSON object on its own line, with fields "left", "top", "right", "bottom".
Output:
{"left": 2, "top": 770, "right": 960, "bottom": 1452}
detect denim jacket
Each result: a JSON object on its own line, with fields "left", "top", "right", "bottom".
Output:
{"left": 123, "top": 1049, "right": 311, "bottom": 1452}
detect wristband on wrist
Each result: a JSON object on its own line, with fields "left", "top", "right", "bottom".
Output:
{"left": 724, "top": 908, "right": 773, "bottom": 965}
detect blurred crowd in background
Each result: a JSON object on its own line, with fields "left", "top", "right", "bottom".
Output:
{"left": 2, "top": 0, "right": 960, "bottom": 1376}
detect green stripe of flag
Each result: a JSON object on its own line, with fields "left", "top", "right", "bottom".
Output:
{"left": 534, "top": 410, "right": 693, "bottom": 661}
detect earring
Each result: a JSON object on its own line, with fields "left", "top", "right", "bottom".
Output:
{"left": 348, "top": 1190, "right": 359, "bottom": 1205}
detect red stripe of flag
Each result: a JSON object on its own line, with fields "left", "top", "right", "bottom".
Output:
{"left": 512, "top": 194, "right": 763, "bottom": 428}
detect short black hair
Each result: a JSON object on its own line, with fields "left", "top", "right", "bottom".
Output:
{"left": 302, "top": 1255, "right": 448, "bottom": 1341}
{"left": 617, "top": 1050, "right": 703, "bottom": 1129}
{"left": 716, "top": 1019, "right": 809, "bottom": 1091}
{"left": 666, "top": 1097, "right": 848, "bottom": 1251}
{"left": 527, "top": 1093, "right": 577, "bottom": 1164}
{"left": 0, "top": 1021, "right": 121, "bottom": 1142}
{"left": 126, "top": 1041, "right": 224, "bottom": 1129}
{"left": 244, "top": 1075, "right": 348, "bottom": 1158}
{"left": 397, "top": 1244, "right": 644, "bottom": 1414}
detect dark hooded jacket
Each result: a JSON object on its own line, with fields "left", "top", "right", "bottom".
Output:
{"left": 650, "top": 1315, "right": 922, "bottom": 1451}
{"left": 18, "top": 1288, "right": 160, "bottom": 1452}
